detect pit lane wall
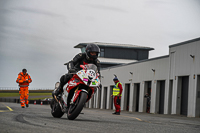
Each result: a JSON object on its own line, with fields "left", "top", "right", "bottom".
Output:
{"left": 88, "top": 37, "right": 200, "bottom": 117}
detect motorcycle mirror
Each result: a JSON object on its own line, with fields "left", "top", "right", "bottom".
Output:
{"left": 96, "top": 73, "right": 99, "bottom": 78}
{"left": 80, "top": 65, "right": 85, "bottom": 69}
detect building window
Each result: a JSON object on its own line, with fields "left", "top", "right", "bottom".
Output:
{"left": 100, "top": 48, "right": 104, "bottom": 57}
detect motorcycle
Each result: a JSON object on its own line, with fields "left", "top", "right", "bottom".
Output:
{"left": 50, "top": 64, "right": 101, "bottom": 120}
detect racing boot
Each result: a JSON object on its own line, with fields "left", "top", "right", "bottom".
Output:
{"left": 116, "top": 112, "right": 120, "bottom": 115}
{"left": 112, "top": 112, "right": 117, "bottom": 114}
{"left": 112, "top": 112, "right": 120, "bottom": 115}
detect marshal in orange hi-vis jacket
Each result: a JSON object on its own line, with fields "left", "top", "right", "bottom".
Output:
{"left": 16, "top": 69, "right": 32, "bottom": 108}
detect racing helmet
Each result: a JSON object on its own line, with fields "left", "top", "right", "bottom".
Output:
{"left": 85, "top": 44, "right": 100, "bottom": 60}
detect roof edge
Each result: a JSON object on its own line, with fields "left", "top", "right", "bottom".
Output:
{"left": 169, "top": 37, "right": 200, "bottom": 48}
{"left": 101, "top": 55, "right": 169, "bottom": 70}
{"left": 74, "top": 43, "right": 154, "bottom": 50}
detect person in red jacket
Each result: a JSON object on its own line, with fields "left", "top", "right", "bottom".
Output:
{"left": 111, "top": 76, "right": 123, "bottom": 115}
{"left": 16, "top": 69, "right": 32, "bottom": 108}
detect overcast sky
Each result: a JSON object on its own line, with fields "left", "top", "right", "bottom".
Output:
{"left": 0, "top": 0, "right": 200, "bottom": 89}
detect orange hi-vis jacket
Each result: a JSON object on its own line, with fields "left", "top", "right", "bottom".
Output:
{"left": 16, "top": 72, "right": 32, "bottom": 87}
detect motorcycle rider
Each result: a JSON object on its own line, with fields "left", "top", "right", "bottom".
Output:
{"left": 52, "top": 43, "right": 100, "bottom": 111}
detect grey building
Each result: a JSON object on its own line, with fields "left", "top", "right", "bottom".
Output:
{"left": 74, "top": 42, "right": 154, "bottom": 68}
{"left": 85, "top": 37, "right": 200, "bottom": 118}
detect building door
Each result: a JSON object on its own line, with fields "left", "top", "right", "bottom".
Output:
{"left": 180, "top": 76, "right": 189, "bottom": 115}
{"left": 135, "top": 83, "right": 140, "bottom": 112}
{"left": 98, "top": 87, "right": 101, "bottom": 109}
{"left": 124, "top": 84, "right": 130, "bottom": 111}
{"left": 144, "top": 81, "right": 151, "bottom": 113}
{"left": 127, "top": 85, "right": 130, "bottom": 111}
{"left": 91, "top": 96, "right": 94, "bottom": 108}
{"left": 110, "top": 86, "right": 114, "bottom": 109}
{"left": 159, "top": 81, "right": 165, "bottom": 114}
{"left": 168, "top": 80, "right": 173, "bottom": 114}
{"left": 197, "top": 75, "right": 200, "bottom": 117}
{"left": 103, "top": 87, "right": 107, "bottom": 109}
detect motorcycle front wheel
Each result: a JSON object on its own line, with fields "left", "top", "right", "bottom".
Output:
{"left": 50, "top": 98, "right": 64, "bottom": 118}
{"left": 67, "top": 91, "right": 87, "bottom": 120}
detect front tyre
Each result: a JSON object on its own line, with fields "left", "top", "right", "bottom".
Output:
{"left": 67, "top": 92, "right": 87, "bottom": 120}
{"left": 50, "top": 98, "right": 64, "bottom": 118}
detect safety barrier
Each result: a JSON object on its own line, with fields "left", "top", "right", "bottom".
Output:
{"left": 0, "top": 87, "right": 54, "bottom": 90}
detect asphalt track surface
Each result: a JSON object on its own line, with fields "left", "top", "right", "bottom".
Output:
{"left": 0, "top": 102, "right": 200, "bottom": 133}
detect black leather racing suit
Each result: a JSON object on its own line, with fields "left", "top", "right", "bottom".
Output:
{"left": 59, "top": 53, "right": 100, "bottom": 106}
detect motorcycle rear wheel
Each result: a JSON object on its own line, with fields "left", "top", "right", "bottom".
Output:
{"left": 50, "top": 98, "right": 64, "bottom": 118}
{"left": 67, "top": 92, "right": 87, "bottom": 120}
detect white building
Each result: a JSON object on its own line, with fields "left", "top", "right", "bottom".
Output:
{"left": 86, "top": 37, "right": 200, "bottom": 117}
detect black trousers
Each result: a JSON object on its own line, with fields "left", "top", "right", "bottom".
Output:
{"left": 59, "top": 73, "right": 73, "bottom": 88}
{"left": 59, "top": 73, "right": 74, "bottom": 106}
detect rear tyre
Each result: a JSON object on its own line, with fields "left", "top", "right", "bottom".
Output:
{"left": 67, "top": 92, "right": 87, "bottom": 120}
{"left": 50, "top": 98, "right": 64, "bottom": 118}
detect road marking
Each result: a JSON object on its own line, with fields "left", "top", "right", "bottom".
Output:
{"left": 121, "top": 115, "right": 151, "bottom": 123}
{"left": 6, "top": 106, "right": 13, "bottom": 111}
{"left": 136, "top": 118, "right": 142, "bottom": 121}
{"left": 0, "top": 103, "right": 13, "bottom": 112}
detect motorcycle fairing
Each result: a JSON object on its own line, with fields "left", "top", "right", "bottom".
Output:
{"left": 64, "top": 64, "right": 100, "bottom": 106}
{"left": 77, "top": 70, "right": 100, "bottom": 87}
{"left": 66, "top": 74, "right": 82, "bottom": 93}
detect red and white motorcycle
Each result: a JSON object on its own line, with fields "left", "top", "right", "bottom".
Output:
{"left": 50, "top": 64, "right": 101, "bottom": 120}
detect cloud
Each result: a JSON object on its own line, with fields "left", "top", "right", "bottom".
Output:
{"left": 83, "top": 3, "right": 127, "bottom": 13}
{"left": 12, "top": 7, "right": 64, "bottom": 17}
{"left": 0, "top": 8, "right": 14, "bottom": 15}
